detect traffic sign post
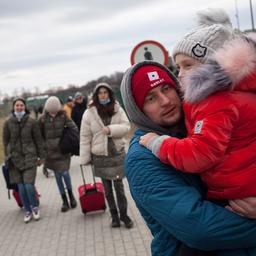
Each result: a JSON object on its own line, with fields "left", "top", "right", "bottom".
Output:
{"left": 130, "top": 40, "right": 169, "bottom": 66}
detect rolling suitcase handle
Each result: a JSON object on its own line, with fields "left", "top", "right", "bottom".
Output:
{"left": 80, "top": 164, "right": 97, "bottom": 188}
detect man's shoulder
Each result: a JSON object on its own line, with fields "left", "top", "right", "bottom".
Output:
{"left": 73, "top": 104, "right": 79, "bottom": 110}
{"left": 125, "top": 129, "right": 168, "bottom": 173}
{"left": 127, "top": 130, "right": 148, "bottom": 155}
{"left": 125, "top": 129, "right": 198, "bottom": 196}
{"left": 63, "top": 104, "right": 69, "bottom": 110}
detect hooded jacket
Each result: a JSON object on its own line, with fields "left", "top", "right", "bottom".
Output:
{"left": 3, "top": 114, "right": 45, "bottom": 171}
{"left": 71, "top": 97, "right": 87, "bottom": 130}
{"left": 120, "top": 60, "right": 256, "bottom": 256}
{"left": 79, "top": 102, "right": 130, "bottom": 165}
{"left": 39, "top": 111, "right": 78, "bottom": 171}
{"left": 3, "top": 113, "right": 45, "bottom": 184}
{"left": 157, "top": 37, "right": 256, "bottom": 199}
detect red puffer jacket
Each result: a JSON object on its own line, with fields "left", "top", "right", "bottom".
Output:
{"left": 159, "top": 38, "right": 256, "bottom": 199}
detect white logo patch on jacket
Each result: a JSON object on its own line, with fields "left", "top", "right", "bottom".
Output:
{"left": 194, "top": 120, "right": 204, "bottom": 134}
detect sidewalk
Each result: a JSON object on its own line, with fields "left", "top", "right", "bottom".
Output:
{"left": 0, "top": 156, "right": 152, "bottom": 256}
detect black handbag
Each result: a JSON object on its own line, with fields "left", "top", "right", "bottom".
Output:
{"left": 59, "top": 124, "right": 80, "bottom": 155}
{"left": 2, "top": 162, "right": 17, "bottom": 190}
{"left": 2, "top": 162, "right": 19, "bottom": 199}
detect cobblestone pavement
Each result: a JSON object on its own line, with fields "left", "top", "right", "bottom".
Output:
{"left": 0, "top": 156, "right": 152, "bottom": 256}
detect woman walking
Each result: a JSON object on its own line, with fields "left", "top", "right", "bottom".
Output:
{"left": 39, "top": 96, "right": 77, "bottom": 212}
{"left": 2, "top": 98, "right": 45, "bottom": 223}
{"left": 80, "top": 83, "right": 133, "bottom": 228}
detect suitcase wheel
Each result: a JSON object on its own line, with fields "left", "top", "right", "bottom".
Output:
{"left": 82, "top": 209, "right": 87, "bottom": 215}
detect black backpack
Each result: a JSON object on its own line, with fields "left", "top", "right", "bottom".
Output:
{"left": 40, "top": 113, "right": 80, "bottom": 156}
{"left": 59, "top": 124, "right": 80, "bottom": 156}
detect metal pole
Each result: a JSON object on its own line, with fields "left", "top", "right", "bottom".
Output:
{"left": 249, "top": 0, "right": 255, "bottom": 30}
{"left": 235, "top": 0, "right": 240, "bottom": 30}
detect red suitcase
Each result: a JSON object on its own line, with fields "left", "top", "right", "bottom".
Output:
{"left": 12, "top": 190, "right": 23, "bottom": 208}
{"left": 78, "top": 165, "right": 106, "bottom": 214}
{"left": 12, "top": 188, "right": 40, "bottom": 208}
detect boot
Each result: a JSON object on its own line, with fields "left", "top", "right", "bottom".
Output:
{"left": 120, "top": 212, "right": 134, "bottom": 229}
{"left": 61, "top": 194, "right": 70, "bottom": 212}
{"left": 67, "top": 189, "right": 77, "bottom": 209}
{"left": 110, "top": 209, "right": 120, "bottom": 228}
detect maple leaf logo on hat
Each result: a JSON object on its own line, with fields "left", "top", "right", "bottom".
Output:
{"left": 147, "top": 71, "right": 159, "bottom": 81}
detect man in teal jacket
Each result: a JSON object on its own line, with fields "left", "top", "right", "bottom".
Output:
{"left": 120, "top": 61, "right": 256, "bottom": 256}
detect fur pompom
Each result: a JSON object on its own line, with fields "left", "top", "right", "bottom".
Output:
{"left": 214, "top": 38, "right": 256, "bottom": 83}
{"left": 196, "top": 8, "right": 232, "bottom": 28}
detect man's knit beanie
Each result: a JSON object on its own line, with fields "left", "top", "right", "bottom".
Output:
{"left": 131, "top": 65, "right": 177, "bottom": 110}
{"left": 173, "top": 8, "right": 235, "bottom": 63}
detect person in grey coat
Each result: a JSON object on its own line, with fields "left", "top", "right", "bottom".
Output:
{"left": 80, "top": 83, "right": 133, "bottom": 228}
{"left": 39, "top": 96, "right": 77, "bottom": 212}
{"left": 3, "top": 98, "right": 45, "bottom": 223}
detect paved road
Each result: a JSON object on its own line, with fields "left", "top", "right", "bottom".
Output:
{"left": 0, "top": 156, "right": 152, "bottom": 256}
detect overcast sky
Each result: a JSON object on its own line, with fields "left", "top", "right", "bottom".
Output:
{"left": 0, "top": 0, "right": 255, "bottom": 97}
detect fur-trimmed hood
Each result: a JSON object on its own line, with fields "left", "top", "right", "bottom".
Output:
{"left": 183, "top": 36, "right": 256, "bottom": 103}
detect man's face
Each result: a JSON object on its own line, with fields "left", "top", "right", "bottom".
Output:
{"left": 67, "top": 101, "right": 74, "bottom": 107}
{"left": 142, "top": 84, "right": 183, "bottom": 127}
{"left": 75, "top": 96, "right": 83, "bottom": 104}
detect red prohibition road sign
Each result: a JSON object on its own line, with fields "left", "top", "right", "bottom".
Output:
{"left": 130, "top": 40, "right": 169, "bottom": 66}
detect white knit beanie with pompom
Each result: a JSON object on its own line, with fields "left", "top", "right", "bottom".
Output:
{"left": 173, "top": 8, "right": 235, "bottom": 63}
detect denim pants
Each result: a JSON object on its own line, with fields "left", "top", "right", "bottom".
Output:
{"left": 101, "top": 179, "right": 127, "bottom": 214}
{"left": 54, "top": 170, "right": 72, "bottom": 195}
{"left": 17, "top": 183, "right": 38, "bottom": 213}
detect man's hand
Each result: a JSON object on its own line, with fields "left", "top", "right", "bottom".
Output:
{"left": 139, "top": 132, "right": 158, "bottom": 147}
{"left": 227, "top": 197, "right": 256, "bottom": 219}
{"left": 102, "top": 126, "right": 110, "bottom": 135}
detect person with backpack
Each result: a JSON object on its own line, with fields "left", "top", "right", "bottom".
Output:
{"left": 2, "top": 97, "right": 45, "bottom": 223}
{"left": 39, "top": 96, "right": 78, "bottom": 212}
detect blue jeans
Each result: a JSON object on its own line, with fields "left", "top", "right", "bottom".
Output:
{"left": 54, "top": 171, "right": 72, "bottom": 195}
{"left": 18, "top": 183, "right": 38, "bottom": 213}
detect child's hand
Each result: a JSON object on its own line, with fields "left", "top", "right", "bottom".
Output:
{"left": 227, "top": 197, "right": 256, "bottom": 219}
{"left": 139, "top": 132, "right": 158, "bottom": 147}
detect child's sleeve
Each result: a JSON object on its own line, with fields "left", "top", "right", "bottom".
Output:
{"left": 151, "top": 100, "right": 239, "bottom": 173}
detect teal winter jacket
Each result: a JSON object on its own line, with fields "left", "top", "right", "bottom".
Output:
{"left": 125, "top": 129, "right": 256, "bottom": 256}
